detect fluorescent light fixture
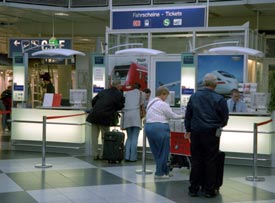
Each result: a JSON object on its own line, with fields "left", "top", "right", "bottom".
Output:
{"left": 115, "top": 48, "right": 165, "bottom": 55}
{"left": 54, "top": 12, "right": 69, "bottom": 16}
{"left": 208, "top": 46, "right": 264, "bottom": 57}
{"left": 32, "top": 48, "right": 86, "bottom": 57}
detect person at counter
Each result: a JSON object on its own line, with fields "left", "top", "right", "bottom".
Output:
{"left": 227, "top": 88, "right": 247, "bottom": 112}
{"left": 184, "top": 73, "right": 229, "bottom": 198}
{"left": 145, "top": 86, "right": 183, "bottom": 179}
{"left": 86, "top": 80, "right": 125, "bottom": 160}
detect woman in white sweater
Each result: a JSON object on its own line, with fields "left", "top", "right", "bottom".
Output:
{"left": 145, "top": 86, "right": 183, "bottom": 179}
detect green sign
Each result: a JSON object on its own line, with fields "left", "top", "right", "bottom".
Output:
{"left": 49, "top": 37, "right": 59, "bottom": 47}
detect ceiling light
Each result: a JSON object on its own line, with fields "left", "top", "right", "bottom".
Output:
{"left": 32, "top": 48, "right": 86, "bottom": 57}
{"left": 54, "top": 12, "right": 69, "bottom": 16}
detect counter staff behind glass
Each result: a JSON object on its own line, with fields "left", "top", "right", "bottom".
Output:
{"left": 227, "top": 88, "right": 247, "bottom": 112}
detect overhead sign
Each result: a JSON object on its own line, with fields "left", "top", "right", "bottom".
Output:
{"left": 112, "top": 6, "right": 206, "bottom": 30}
{"left": 9, "top": 38, "right": 72, "bottom": 58}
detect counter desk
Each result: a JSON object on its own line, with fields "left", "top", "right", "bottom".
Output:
{"left": 220, "top": 112, "right": 275, "bottom": 166}
{"left": 11, "top": 107, "right": 89, "bottom": 155}
{"left": 136, "top": 112, "right": 275, "bottom": 166}
{"left": 11, "top": 108, "right": 275, "bottom": 166}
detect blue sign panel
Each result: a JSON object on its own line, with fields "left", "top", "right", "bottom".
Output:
{"left": 112, "top": 7, "right": 206, "bottom": 30}
{"left": 93, "top": 86, "right": 105, "bottom": 93}
{"left": 14, "top": 85, "right": 24, "bottom": 91}
{"left": 9, "top": 38, "right": 72, "bottom": 58}
{"left": 182, "top": 88, "right": 194, "bottom": 95}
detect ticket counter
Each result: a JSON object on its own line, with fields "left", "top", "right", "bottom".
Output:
{"left": 221, "top": 113, "right": 275, "bottom": 166}
{"left": 11, "top": 108, "right": 87, "bottom": 154}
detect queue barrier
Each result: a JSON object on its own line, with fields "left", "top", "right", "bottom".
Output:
{"left": 246, "top": 119, "right": 273, "bottom": 182}
{"left": 223, "top": 119, "right": 274, "bottom": 182}
{"left": 0, "top": 110, "right": 11, "bottom": 114}
{"left": 12, "top": 112, "right": 87, "bottom": 169}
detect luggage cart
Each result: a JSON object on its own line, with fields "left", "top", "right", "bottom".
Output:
{"left": 170, "top": 131, "right": 191, "bottom": 171}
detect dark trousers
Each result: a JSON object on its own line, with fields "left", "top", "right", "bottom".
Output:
{"left": 189, "top": 129, "right": 220, "bottom": 193}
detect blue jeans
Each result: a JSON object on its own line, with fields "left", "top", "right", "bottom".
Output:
{"left": 145, "top": 123, "right": 170, "bottom": 176}
{"left": 125, "top": 127, "right": 140, "bottom": 161}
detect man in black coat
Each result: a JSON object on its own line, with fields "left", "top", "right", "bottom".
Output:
{"left": 86, "top": 80, "right": 125, "bottom": 160}
{"left": 184, "top": 73, "right": 229, "bottom": 198}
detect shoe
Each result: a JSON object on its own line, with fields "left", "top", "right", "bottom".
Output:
{"left": 204, "top": 191, "right": 217, "bottom": 198}
{"left": 188, "top": 186, "right": 199, "bottom": 197}
{"left": 167, "top": 173, "right": 173, "bottom": 177}
{"left": 154, "top": 175, "right": 170, "bottom": 179}
{"left": 125, "top": 159, "right": 137, "bottom": 162}
{"left": 188, "top": 191, "right": 198, "bottom": 197}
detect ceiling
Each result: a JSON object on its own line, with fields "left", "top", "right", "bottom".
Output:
{"left": 0, "top": 1, "right": 275, "bottom": 54}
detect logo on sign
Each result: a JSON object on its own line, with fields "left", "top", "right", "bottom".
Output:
{"left": 173, "top": 19, "right": 182, "bottom": 26}
{"left": 133, "top": 20, "right": 141, "bottom": 27}
{"left": 144, "top": 19, "right": 151, "bottom": 27}
{"left": 163, "top": 19, "right": 170, "bottom": 26}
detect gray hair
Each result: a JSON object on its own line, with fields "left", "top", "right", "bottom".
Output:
{"left": 203, "top": 73, "right": 217, "bottom": 87}
{"left": 156, "top": 86, "right": 169, "bottom": 96}
{"left": 111, "top": 80, "right": 121, "bottom": 87}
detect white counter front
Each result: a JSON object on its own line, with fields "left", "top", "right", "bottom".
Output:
{"left": 221, "top": 113, "right": 273, "bottom": 155}
{"left": 11, "top": 108, "right": 87, "bottom": 143}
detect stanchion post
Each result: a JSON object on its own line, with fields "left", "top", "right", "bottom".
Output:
{"left": 246, "top": 123, "right": 264, "bottom": 181}
{"left": 136, "top": 127, "right": 153, "bottom": 175}
{"left": 35, "top": 116, "right": 52, "bottom": 168}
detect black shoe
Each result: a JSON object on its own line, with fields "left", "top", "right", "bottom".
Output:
{"left": 204, "top": 191, "right": 217, "bottom": 198}
{"left": 188, "top": 191, "right": 198, "bottom": 197}
{"left": 125, "top": 159, "right": 137, "bottom": 162}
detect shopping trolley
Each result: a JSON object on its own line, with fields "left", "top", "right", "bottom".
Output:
{"left": 170, "top": 131, "right": 191, "bottom": 171}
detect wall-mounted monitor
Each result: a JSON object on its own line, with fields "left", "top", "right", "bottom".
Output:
{"left": 69, "top": 89, "right": 87, "bottom": 107}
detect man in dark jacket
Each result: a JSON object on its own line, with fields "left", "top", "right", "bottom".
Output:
{"left": 1, "top": 86, "right": 12, "bottom": 131}
{"left": 184, "top": 73, "right": 229, "bottom": 198}
{"left": 86, "top": 80, "right": 125, "bottom": 160}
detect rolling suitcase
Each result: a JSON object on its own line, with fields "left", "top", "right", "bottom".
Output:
{"left": 102, "top": 130, "right": 125, "bottom": 163}
{"left": 215, "top": 151, "right": 225, "bottom": 190}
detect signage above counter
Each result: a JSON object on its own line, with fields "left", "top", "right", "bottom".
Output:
{"left": 112, "top": 6, "right": 206, "bottom": 30}
{"left": 9, "top": 38, "right": 72, "bottom": 58}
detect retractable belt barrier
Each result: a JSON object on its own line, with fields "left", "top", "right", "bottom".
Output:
{"left": 0, "top": 110, "right": 11, "bottom": 114}
{"left": 245, "top": 119, "right": 273, "bottom": 182}
{"left": 31, "top": 112, "right": 87, "bottom": 169}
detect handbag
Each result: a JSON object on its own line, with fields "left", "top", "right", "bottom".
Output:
{"left": 110, "top": 111, "right": 120, "bottom": 126}
{"left": 139, "top": 91, "right": 146, "bottom": 119}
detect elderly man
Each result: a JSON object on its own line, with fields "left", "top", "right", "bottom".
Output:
{"left": 184, "top": 73, "right": 229, "bottom": 198}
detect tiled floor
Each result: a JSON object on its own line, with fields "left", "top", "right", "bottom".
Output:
{"left": 1, "top": 133, "right": 275, "bottom": 203}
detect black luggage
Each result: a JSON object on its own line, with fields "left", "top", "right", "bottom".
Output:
{"left": 102, "top": 130, "right": 125, "bottom": 163}
{"left": 215, "top": 151, "right": 225, "bottom": 190}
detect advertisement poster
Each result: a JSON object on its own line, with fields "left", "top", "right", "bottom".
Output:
{"left": 108, "top": 55, "right": 149, "bottom": 91}
{"left": 155, "top": 61, "right": 181, "bottom": 107}
{"left": 197, "top": 55, "right": 244, "bottom": 96}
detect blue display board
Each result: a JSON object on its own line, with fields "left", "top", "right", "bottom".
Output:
{"left": 112, "top": 6, "right": 206, "bottom": 30}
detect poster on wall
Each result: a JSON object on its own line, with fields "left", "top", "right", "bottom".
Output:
{"left": 107, "top": 55, "right": 149, "bottom": 92}
{"left": 197, "top": 55, "right": 244, "bottom": 97}
{"left": 155, "top": 61, "right": 181, "bottom": 107}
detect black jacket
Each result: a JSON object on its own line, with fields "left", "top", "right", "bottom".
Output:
{"left": 86, "top": 87, "right": 125, "bottom": 126}
{"left": 184, "top": 88, "right": 229, "bottom": 133}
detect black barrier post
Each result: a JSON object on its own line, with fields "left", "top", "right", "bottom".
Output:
{"left": 246, "top": 123, "right": 264, "bottom": 182}
{"left": 35, "top": 116, "right": 52, "bottom": 168}
{"left": 136, "top": 128, "right": 153, "bottom": 175}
